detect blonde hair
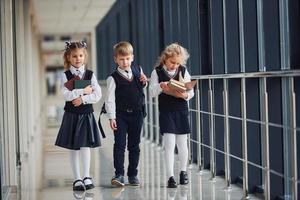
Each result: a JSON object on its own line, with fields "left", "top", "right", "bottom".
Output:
{"left": 155, "top": 43, "right": 189, "bottom": 67}
{"left": 63, "top": 41, "right": 88, "bottom": 69}
{"left": 113, "top": 41, "right": 133, "bottom": 56}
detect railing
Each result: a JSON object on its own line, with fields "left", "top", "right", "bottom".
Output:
{"left": 143, "top": 70, "right": 300, "bottom": 200}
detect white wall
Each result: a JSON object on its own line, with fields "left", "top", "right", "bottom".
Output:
{"left": 0, "top": 0, "right": 44, "bottom": 199}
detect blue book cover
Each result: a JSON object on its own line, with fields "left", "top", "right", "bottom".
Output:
{"left": 74, "top": 80, "right": 91, "bottom": 89}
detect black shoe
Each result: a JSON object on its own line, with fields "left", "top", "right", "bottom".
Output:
{"left": 179, "top": 171, "right": 189, "bottom": 185}
{"left": 111, "top": 175, "right": 125, "bottom": 187}
{"left": 128, "top": 176, "right": 140, "bottom": 186}
{"left": 73, "top": 179, "right": 86, "bottom": 191}
{"left": 167, "top": 176, "right": 177, "bottom": 188}
{"left": 83, "top": 177, "right": 95, "bottom": 190}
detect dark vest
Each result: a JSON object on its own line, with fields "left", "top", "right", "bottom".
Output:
{"left": 64, "top": 69, "right": 94, "bottom": 114}
{"left": 111, "top": 65, "right": 145, "bottom": 112}
{"left": 156, "top": 65, "right": 188, "bottom": 112}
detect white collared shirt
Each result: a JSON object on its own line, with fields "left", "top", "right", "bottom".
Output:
{"left": 61, "top": 65, "right": 102, "bottom": 104}
{"left": 105, "top": 66, "right": 144, "bottom": 119}
{"left": 117, "top": 67, "right": 133, "bottom": 79}
{"left": 149, "top": 65, "right": 194, "bottom": 100}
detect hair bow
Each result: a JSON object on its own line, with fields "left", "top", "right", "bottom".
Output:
{"left": 80, "top": 41, "right": 87, "bottom": 48}
{"left": 65, "top": 41, "right": 72, "bottom": 50}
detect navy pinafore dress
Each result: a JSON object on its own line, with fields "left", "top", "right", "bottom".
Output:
{"left": 156, "top": 65, "right": 191, "bottom": 135}
{"left": 55, "top": 70, "right": 101, "bottom": 150}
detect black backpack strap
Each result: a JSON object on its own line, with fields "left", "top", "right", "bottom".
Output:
{"left": 131, "top": 65, "right": 141, "bottom": 78}
{"left": 131, "top": 65, "right": 146, "bottom": 91}
{"left": 97, "top": 103, "right": 107, "bottom": 138}
{"left": 131, "top": 65, "right": 147, "bottom": 118}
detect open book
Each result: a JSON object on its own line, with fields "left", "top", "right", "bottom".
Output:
{"left": 167, "top": 79, "right": 197, "bottom": 92}
{"left": 164, "top": 79, "right": 197, "bottom": 98}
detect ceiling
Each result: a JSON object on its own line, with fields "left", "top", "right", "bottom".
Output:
{"left": 32, "top": 0, "right": 116, "bottom": 35}
{"left": 31, "top": 0, "right": 116, "bottom": 65}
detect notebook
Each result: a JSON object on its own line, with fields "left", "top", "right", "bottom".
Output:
{"left": 74, "top": 80, "right": 91, "bottom": 89}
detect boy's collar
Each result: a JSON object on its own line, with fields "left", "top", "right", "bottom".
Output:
{"left": 117, "top": 66, "right": 132, "bottom": 73}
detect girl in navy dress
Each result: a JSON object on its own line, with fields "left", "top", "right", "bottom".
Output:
{"left": 149, "top": 43, "right": 194, "bottom": 188}
{"left": 55, "top": 41, "right": 102, "bottom": 191}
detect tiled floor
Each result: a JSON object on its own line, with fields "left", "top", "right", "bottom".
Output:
{"left": 12, "top": 85, "right": 263, "bottom": 200}
{"left": 38, "top": 115, "right": 262, "bottom": 200}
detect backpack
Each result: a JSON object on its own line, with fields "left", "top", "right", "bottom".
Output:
{"left": 97, "top": 103, "right": 107, "bottom": 138}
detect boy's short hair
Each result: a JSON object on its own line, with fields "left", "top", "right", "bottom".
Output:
{"left": 113, "top": 41, "right": 133, "bottom": 56}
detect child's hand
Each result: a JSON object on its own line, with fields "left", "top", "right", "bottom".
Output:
{"left": 173, "top": 90, "right": 188, "bottom": 99}
{"left": 84, "top": 85, "right": 93, "bottom": 95}
{"left": 140, "top": 73, "right": 147, "bottom": 84}
{"left": 160, "top": 82, "right": 171, "bottom": 92}
{"left": 72, "top": 97, "right": 83, "bottom": 106}
{"left": 109, "top": 119, "right": 117, "bottom": 130}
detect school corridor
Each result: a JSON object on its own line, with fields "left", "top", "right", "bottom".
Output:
{"left": 1, "top": 0, "right": 300, "bottom": 200}
{"left": 16, "top": 85, "right": 261, "bottom": 200}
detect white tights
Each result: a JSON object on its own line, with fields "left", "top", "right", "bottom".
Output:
{"left": 163, "top": 134, "right": 188, "bottom": 178}
{"left": 70, "top": 147, "right": 92, "bottom": 185}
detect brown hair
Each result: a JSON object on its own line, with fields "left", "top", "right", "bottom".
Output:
{"left": 63, "top": 41, "right": 88, "bottom": 69}
{"left": 155, "top": 43, "right": 190, "bottom": 67}
{"left": 113, "top": 41, "right": 133, "bottom": 57}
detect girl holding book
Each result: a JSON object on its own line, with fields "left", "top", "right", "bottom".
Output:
{"left": 149, "top": 43, "right": 194, "bottom": 188}
{"left": 55, "top": 41, "right": 102, "bottom": 191}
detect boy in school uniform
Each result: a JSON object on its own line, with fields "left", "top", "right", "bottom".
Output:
{"left": 105, "top": 41, "right": 147, "bottom": 186}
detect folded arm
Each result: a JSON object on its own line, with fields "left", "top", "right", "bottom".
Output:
{"left": 81, "top": 74, "right": 102, "bottom": 104}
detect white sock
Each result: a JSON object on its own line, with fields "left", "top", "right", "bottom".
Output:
{"left": 163, "top": 133, "right": 176, "bottom": 178}
{"left": 80, "top": 147, "right": 92, "bottom": 185}
{"left": 176, "top": 134, "right": 188, "bottom": 172}
{"left": 70, "top": 150, "right": 82, "bottom": 186}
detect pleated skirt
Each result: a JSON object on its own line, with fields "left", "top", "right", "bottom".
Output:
{"left": 55, "top": 112, "right": 101, "bottom": 150}
{"left": 159, "top": 109, "right": 191, "bottom": 135}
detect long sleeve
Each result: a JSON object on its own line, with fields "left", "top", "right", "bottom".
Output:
{"left": 183, "top": 70, "right": 194, "bottom": 101}
{"left": 149, "top": 69, "right": 163, "bottom": 98}
{"left": 105, "top": 76, "right": 116, "bottom": 119}
{"left": 149, "top": 68, "right": 194, "bottom": 101}
{"left": 81, "top": 73, "right": 102, "bottom": 104}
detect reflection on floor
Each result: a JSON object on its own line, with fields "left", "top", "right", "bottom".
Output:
{"left": 12, "top": 84, "right": 262, "bottom": 200}
{"left": 38, "top": 113, "right": 261, "bottom": 200}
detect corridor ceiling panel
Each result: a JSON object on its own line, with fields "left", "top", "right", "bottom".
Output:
{"left": 32, "top": 0, "right": 116, "bottom": 34}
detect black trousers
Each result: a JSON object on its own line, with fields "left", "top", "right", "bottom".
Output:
{"left": 113, "top": 110, "right": 144, "bottom": 177}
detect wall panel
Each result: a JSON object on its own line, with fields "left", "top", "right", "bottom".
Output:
{"left": 95, "top": 1, "right": 300, "bottom": 198}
